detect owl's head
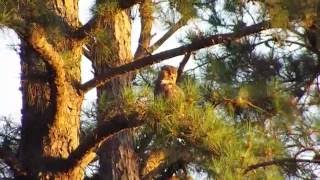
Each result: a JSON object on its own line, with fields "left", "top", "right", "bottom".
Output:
{"left": 158, "top": 65, "right": 178, "bottom": 84}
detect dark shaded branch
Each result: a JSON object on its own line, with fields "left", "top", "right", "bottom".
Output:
{"left": 134, "top": 0, "right": 153, "bottom": 59}
{"left": 0, "top": 147, "right": 27, "bottom": 177}
{"left": 244, "top": 158, "right": 320, "bottom": 174}
{"left": 80, "top": 21, "right": 270, "bottom": 92}
{"left": 66, "top": 114, "right": 143, "bottom": 171}
{"left": 177, "top": 52, "right": 191, "bottom": 82}
{"left": 148, "top": 18, "right": 186, "bottom": 53}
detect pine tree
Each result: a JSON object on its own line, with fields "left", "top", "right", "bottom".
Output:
{"left": 1, "top": 0, "right": 320, "bottom": 179}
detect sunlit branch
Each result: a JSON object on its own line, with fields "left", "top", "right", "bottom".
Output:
{"left": 80, "top": 21, "right": 270, "bottom": 93}
{"left": 27, "top": 24, "right": 66, "bottom": 90}
{"left": 141, "top": 149, "right": 191, "bottom": 180}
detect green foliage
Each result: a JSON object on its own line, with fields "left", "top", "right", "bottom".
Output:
{"left": 120, "top": 82, "right": 293, "bottom": 178}
{"left": 91, "top": 0, "right": 121, "bottom": 18}
{"left": 262, "top": 0, "right": 320, "bottom": 28}
{"left": 169, "top": 0, "right": 198, "bottom": 19}
{"left": 0, "top": 0, "right": 21, "bottom": 28}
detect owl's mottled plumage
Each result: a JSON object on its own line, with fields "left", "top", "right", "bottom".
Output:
{"left": 154, "top": 65, "right": 184, "bottom": 100}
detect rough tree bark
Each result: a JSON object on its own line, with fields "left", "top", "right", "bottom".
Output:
{"left": 91, "top": 2, "right": 154, "bottom": 178}
{"left": 88, "top": 9, "right": 140, "bottom": 180}
{"left": 18, "top": 0, "right": 85, "bottom": 178}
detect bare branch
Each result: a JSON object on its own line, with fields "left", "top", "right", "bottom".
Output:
{"left": 80, "top": 21, "right": 270, "bottom": 92}
{"left": 177, "top": 52, "right": 191, "bottom": 82}
{"left": 244, "top": 158, "right": 320, "bottom": 174}
{"left": 66, "top": 114, "right": 143, "bottom": 171}
{"left": 148, "top": 18, "right": 186, "bottom": 53}
{"left": 134, "top": 0, "right": 154, "bottom": 59}
{"left": 0, "top": 147, "right": 27, "bottom": 177}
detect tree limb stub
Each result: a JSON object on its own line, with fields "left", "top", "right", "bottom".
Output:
{"left": 177, "top": 52, "right": 191, "bottom": 82}
{"left": 80, "top": 21, "right": 270, "bottom": 92}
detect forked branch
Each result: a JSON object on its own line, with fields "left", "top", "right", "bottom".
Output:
{"left": 80, "top": 21, "right": 270, "bottom": 92}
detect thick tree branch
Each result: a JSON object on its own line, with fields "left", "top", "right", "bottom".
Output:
{"left": 177, "top": 52, "right": 191, "bottom": 82}
{"left": 27, "top": 25, "right": 66, "bottom": 89}
{"left": 66, "top": 114, "right": 143, "bottom": 171}
{"left": 134, "top": 0, "right": 153, "bottom": 59}
{"left": 80, "top": 21, "right": 270, "bottom": 92}
{"left": 148, "top": 18, "right": 187, "bottom": 53}
{"left": 141, "top": 149, "right": 191, "bottom": 180}
{"left": 244, "top": 158, "right": 320, "bottom": 174}
{"left": 27, "top": 24, "right": 69, "bottom": 127}
{"left": 0, "top": 147, "right": 27, "bottom": 177}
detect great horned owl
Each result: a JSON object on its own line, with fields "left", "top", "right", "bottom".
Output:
{"left": 154, "top": 65, "right": 184, "bottom": 100}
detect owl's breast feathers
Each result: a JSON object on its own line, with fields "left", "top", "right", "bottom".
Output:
{"left": 155, "top": 81, "right": 184, "bottom": 100}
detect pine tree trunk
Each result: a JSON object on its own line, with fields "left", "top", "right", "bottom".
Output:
{"left": 89, "top": 10, "right": 139, "bottom": 180}
{"left": 19, "top": 40, "right": 84, "bottom": 179}
{"left": 18, "top": 0, "right": 85, "bottom": 179}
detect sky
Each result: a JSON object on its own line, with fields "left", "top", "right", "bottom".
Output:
{"left": 0, "top": 0, "right": 190, "bottom": 120}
